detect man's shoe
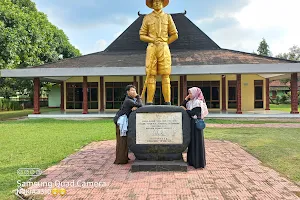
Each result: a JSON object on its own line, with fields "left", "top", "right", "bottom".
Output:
{"left": 146, "top": 103, "right": 154, "bottom": 105}
{"left": 164, "top": 102, "right": 171, "bottom": 105}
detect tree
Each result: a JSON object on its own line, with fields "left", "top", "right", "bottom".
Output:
{"left": 276, "top": 45, "right": 300, "bottom": 61}
{"left": 0, "top": 0, "right": 81, "bottom": 98}
{"left": 257, "top": 38, "right": 272, "bottom": 56}
{"left": 275, "top": 45, "right": 300, "bottom": 85}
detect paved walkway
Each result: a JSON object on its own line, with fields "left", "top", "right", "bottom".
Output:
{"left": 24, "top": 140, "right": 300, "bottom": 200}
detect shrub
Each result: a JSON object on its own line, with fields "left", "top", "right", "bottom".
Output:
{"left": 0, "top": 98, "right": 2, "bottom": 111}
{"left": 287, "top": 91, "right": 291, "bottom": 99}
{"left": 275, "top": 95, "right": 280, "bottom": 105}
{"left": 0, "top": 99, "right": 23, "bottom": 111}
{"left": 280, "top": 94, "right": 289, "bottom": 104}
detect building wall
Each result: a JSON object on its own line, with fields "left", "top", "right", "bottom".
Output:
{"left": 243, "top": 74, "right": 265, "bottom": 111}
{"left": 227, "top": 74, "right": 265, "bottom": 111}
{"left": 104, "top": 75, "right": 181, "bottom": 109}
{"left": 187, "top": 75, "right": 222, "bottom": 110}
{"left": 63, "top": 74, "right": 266, "bottom": 112}
{"left": 187, "top": 74, "right": 265, "bottom": 111}
{"left": 48, "top": 85, "right": 60, "bottom": 108}
{"left": 104, "top": 76, "right": 136, "bottom": 111}
{"left": 65, "top": 77, "right": 101, "bottom": 111}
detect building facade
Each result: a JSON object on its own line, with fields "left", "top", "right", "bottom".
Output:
{"left": 1, "top": 12, "right": 300, "bottom": 114}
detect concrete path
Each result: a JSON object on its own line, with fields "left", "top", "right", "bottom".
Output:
{"left": 23, "top": 140, "right": 300, "bottom": 200}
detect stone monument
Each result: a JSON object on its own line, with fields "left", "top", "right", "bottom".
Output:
{"left": 127, "top": 0, "right": 189, "bottom": 172}
{"left": 128, "top": 106, "right": 190, "bottom": 171}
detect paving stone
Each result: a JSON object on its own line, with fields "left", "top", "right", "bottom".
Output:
{"left": 23, "top": 140, "right": 300, "bottom": 200}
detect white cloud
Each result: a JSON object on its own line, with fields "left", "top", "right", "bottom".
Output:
{"left": 197, "top": 0, "right": 300, "bottom": 55}
{"left": 234, "top": 0, "right": 300, "bottom": 55}
{"left": 81, "top": 39, "right": 110, "bottom": 55}
{"left": 96, "top": 39, "right": 108, "bottom": 51}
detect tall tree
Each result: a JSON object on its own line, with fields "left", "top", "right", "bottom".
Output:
{"left": 0, "top": 0, "right": 81, "bottom": 98}
{"left": 276, "top": 45, "right": 300, "bottom": 85}
{"left": 257, "top": 38, "right": 272, "bottom": 56}
{"left": 276, "top": 45, "right": 300, "bottom": 61}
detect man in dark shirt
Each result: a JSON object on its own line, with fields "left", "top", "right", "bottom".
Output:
{"left": 113, "top": 85, "right": 143, "bottom": 124}
{"left": 113, "top": 85, "right": 143, "bottom": 164}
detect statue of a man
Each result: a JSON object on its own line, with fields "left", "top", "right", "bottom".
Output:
{"left": 139, "top": 0, "right": 178, "bottom": 105}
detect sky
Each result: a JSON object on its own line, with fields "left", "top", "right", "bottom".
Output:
{"left": 32, "top": 0, "right": 300, "bottom": 56}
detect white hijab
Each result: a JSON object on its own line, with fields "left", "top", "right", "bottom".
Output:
{"left": 186, "top": 87, "right": 209, "bottom": 119}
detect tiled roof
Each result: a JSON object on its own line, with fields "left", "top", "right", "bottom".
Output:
{"left": 270, "top": 80, "right": 300, "bottom": 87}
{"left": 31, "top": 49, "right": 295, "bottom": 69}
{"left": 29, "top": 13, "right": 298, "bottom": 69}
{"left": 104, "top": 13, "right": 220, "bottom": 52}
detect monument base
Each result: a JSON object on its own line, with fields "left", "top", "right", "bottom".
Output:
{"left": 131, "top": 159, "right": 187, "bottom": 172}
{"left": 127, "top": 105, "right": 191, "bottom": 161}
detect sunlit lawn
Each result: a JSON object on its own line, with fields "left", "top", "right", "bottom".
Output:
{"left": 0, "top": 108, "right": 59, "bottom": 121}
{"left": 0, "top": 119, "right": 114, "bottom": 199}
{"left": 270, "top": 104, "right": 300, "bottom": 112}
{"left": 205, "top": 118, "right": 299, "bottom": 124}
{"left": 0, "top": 118, "right": 299, "bottom": 199}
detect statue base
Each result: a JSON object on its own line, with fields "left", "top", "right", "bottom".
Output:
{"left": 131, "top": 159, "right": 187, "bottom": 172}
{"left": 127, "top": 105, "right": 191, "bottom": 172}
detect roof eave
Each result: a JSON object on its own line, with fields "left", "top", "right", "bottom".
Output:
{"left": 1, "top": 63, "right": 300, "bottom": 79}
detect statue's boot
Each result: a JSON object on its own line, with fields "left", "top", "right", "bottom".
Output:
{"left": 146, "top": 75, "right": 156, "bottom": 105}
{"left": 162, "top": 75, "right": 171, "bottom": 105}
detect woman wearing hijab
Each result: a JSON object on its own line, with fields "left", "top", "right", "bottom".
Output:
{"left": 181, "top": 87, "right": 209, "bottom": 168}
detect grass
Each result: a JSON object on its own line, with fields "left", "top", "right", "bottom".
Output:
{"left": 205, "top": 118, "right": 299, "bottom": 124}
{"left": 270, "top": 104, "right": 300, "bottom": 112}
{"left": 0, "top": 118, "right": 299, "bottom": 199}
{"left": 0, "top": 119, "right": 114, "bottom": 200}
{"left": 0, "top": 108, "right": 59, "bottom": 121}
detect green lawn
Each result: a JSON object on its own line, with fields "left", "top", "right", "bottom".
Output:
{"left": 205, "top": 118, "right": 299, "bottom": 124}
{"left": 0, "top": 119, "right": 115, "bottom": 200}
{"left": 0, "top": 108, "right": 59, "bottom": 121}
{"left": 0, "top": 119, "right": 299, "bottom": 199}
{"left": 270, "top": 104, "right": 300, "bottom": 112}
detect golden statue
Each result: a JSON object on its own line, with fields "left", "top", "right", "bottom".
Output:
{"left": 140, "top": 0, "right": 178, "bottom": 105}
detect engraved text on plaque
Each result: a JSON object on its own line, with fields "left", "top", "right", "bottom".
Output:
{"left": 136, "top": 112, "right": 183, "bottom": 144}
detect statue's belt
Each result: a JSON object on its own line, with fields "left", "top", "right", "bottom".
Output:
{"left": 148, "top": 41, "right": 168, "bottom": 46}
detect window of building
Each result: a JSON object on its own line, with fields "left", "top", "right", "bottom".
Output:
{"left": 145, "top": 82, "right": 178, "bottom": 105}
{"left": 187, "top": 81, "right": 220, "bottom": 108}
{"left": 105, "top": 82, "right": 132, "bottom": 109}
{"left": 228, "top": 81, "right": 237, "bottom": 109}
{"left": 66, "top": 82, "right": 98, "bottom": 109}
{"left": 254, "top": 80, "right": 263, "bottom": 108}
{"left": 88, "top": 83, "right": 98, "bottom": 109}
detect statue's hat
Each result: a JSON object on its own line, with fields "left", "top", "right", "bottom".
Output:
{"left": 146, "top": 0, "right": 169, "bottom": 8}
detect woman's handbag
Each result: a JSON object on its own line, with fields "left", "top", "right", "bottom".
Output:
{"left": 195, "top": 119, "right": 206, "bottom": 130}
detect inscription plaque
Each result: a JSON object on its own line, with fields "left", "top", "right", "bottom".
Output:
{"left": 136, "top": 112, "right": 183, "bottom": 144}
